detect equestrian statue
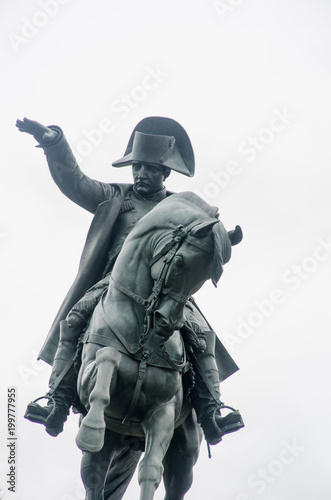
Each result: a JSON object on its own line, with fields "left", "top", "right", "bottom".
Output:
{"left": 16, "top": 116, "right": 244, "bottom": 499}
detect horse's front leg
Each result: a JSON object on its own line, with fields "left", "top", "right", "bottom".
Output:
{"left": 76, "top": 346, "right": 121, "bottom": 453}
{"left": 138, "top": 399, "right": 177, "bottom": 500}
{"left": 163, "top": 410, "right": 202, "bottom": 500}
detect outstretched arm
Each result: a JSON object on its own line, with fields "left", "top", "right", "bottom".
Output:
{"left": 16, "top": 118, "right": 117, "bottom": 213}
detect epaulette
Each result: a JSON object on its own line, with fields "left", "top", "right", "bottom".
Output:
{"left": 120, "top": 192, "right": 134, "bottom": 213}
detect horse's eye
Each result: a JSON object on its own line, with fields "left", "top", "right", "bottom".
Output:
{"left": 175, "top": 254, "right": 184, "bottom": 267}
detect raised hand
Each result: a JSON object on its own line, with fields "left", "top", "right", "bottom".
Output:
{"left": 16, "top": 118, "right": 58, "bottom": 144}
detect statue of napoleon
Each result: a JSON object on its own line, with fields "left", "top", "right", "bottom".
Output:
{"left": 16, "top": 116, "right": 244, "bottom": 446}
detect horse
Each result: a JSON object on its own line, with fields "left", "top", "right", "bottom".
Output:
{"left": 75, "top": 192, "right": 242, "bottom": 500}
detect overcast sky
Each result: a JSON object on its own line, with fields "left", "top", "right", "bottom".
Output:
{"left": 1, "top": 1, "right": 331, "bottom": 499}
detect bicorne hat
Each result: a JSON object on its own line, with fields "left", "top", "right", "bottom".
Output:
{"left": 112, "top": 117, "right": 195, "bottom": 177}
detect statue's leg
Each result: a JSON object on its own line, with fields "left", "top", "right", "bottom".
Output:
{"left": 81, "top": 429, "right": 114, "bottom": 500}
{"left": 69, "top": 274, "right": 111, "bottom": 328}
{"left": 24, "top": 319, "right": 80, "bottom": 436}
{"left": 138, "top": 400, "right": 176, "bottom": 500}
{"left": 76, "top": 346, "right": 121, "bottom": 454}
{"left": 104, "top": 446, "right": 143, "bottom": 500}
{"left": 24, "top": 277, "right": 109, "bottom": 436}
{"left": 163, "top": 411, "right": 202, "bottom": 500}
{"left": 82, "top": 431, "right": 144, "bottom": 500}
{"left": 184, "top": 302, "right": 244, "bottom": 445}
{"left": 190, "top": 329, "right": 244, "bottom": 445}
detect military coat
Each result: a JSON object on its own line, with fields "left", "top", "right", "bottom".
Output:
{"left": 37, "top": 129, "right": 238, "bottom": 381}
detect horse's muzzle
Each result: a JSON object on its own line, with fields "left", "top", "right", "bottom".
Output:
{"left": 153, "top": 311, "right": 184, "bottom": 338}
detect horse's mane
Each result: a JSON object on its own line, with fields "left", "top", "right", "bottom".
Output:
{"left": 166, "top": 192, "right": 219, "bottom": 219}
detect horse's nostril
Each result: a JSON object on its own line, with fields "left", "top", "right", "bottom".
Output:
{"left": 154, "top": 312, "right": 168, "bottom": 328}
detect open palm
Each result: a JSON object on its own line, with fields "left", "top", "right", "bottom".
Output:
{"left": 16, "top": 118, "right": 57, "bottom": 144}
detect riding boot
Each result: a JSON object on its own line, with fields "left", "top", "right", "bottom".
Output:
{"left": 190, "top": 330, "right": 244, "bottom": 445}
{"left": 24, "top": 319, "right": 82, "bottom": 437}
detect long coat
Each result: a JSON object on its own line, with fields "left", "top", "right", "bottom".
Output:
{"left": 38, "top": 130, "right": 239, "bottom": 381}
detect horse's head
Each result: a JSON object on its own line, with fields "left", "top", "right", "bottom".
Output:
{"left": 109, "top": 192, "right": 242, "bottom": 341}
{"left": 146, "top": 193, "right": 243, "bottom": 338}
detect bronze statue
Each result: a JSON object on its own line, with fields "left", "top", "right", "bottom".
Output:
{"left": 16, "top": 116, "right": 244, "bottom": 499}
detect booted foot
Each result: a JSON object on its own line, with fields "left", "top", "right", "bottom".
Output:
{"left": 24, "top": 397, "right": 69, "bottom": 437}
{"left": 201, "top": 408, "right": 244, "bottom": 445}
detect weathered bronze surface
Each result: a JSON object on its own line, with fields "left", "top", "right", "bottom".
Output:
{"left": 16, "top": 117, "right": 244, "bottom": 500}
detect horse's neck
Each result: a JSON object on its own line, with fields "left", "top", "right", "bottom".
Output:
{"left": 112, "top": 236, "right": 153, "bottom": 297}
{"left": 104, "top": 236, "right": 154, "bottom": 332}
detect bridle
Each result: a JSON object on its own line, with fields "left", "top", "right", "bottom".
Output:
{"left": 110, "top": 220, "right": 216, "bottom": 351}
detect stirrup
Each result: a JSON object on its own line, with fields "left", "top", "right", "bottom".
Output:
{"left": 25, "top": 395, "right": 69, "bottom": 437}
{"left": 217, "top": 402, "right": 244, "bottom": 430}
{"left": 24, "top": 395, "right": 57, "bottom": 425}
{"left": 201, "top": 404, "right": 244, "bottom": 446}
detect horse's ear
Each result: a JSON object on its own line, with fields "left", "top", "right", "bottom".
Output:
{"left": 228, "top": 225, "right": 243, "bottom": 246}
{"left": 191, "top": 220, "right": 219, "bottom": 238}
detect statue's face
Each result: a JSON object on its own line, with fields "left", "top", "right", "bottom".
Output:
{"left": 132, "top": 162, "right": 165, "bottom": 195}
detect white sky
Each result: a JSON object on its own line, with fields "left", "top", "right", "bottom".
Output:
{"left": 1, "top": 0, "right": 331, "bottom": 499}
